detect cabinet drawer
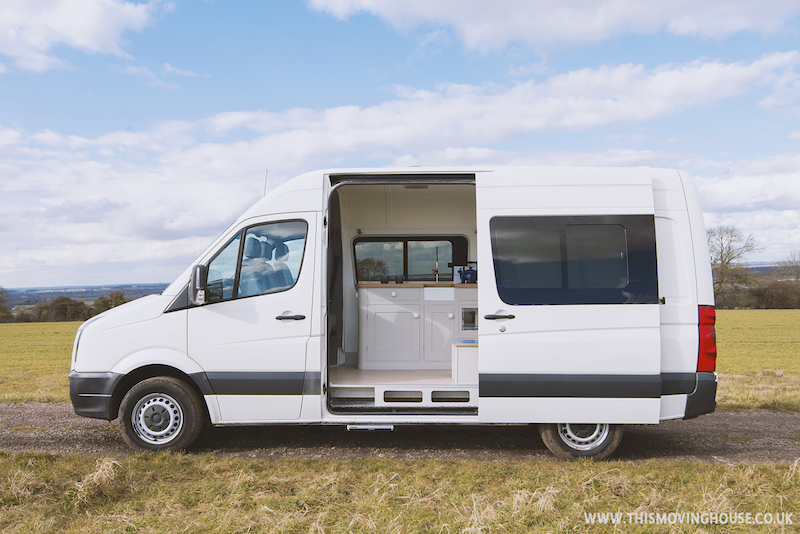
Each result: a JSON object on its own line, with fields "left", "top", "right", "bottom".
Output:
{"left": 360, "top": 288, "right": 421, "bottom": 303}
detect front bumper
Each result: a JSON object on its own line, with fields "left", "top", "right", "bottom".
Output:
{"left": 69, "top": 371, "right": 123, "bottom": 420}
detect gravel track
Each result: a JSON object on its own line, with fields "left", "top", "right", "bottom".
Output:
{"left": 1, "top": 403, "right": 798, "bottom": 463}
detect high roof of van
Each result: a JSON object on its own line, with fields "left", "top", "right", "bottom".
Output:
{"left": 239, "top": 165, "right": 687, "bottom": 223}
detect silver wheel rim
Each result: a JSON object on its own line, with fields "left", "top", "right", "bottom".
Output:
{"left": 131, "top": 393, "right": 184, "bottom": 445}
{"left": 557, "top": 423, "right": 609, "bottom": 452}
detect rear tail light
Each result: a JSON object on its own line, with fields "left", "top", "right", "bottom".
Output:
{"left": 697, "top": 305, "right": 717, "bottom": 372}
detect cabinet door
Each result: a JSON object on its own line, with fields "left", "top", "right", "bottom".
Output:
{"left": 366, "top": 303, "right": 421, "bottom": 362}
{"left": 423, "top": 304, "right": 457, "bottom": 363}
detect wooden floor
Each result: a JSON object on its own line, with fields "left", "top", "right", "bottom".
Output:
{"left": 329, "top": 365, "right": 455, "bottom": 386}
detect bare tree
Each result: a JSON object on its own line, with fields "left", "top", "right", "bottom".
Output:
{"left": 707, "top": 225, "right": 760, "bottom": 302}
{"left": 356, "top": 258, "right": 389, "bottom": 281}
{"left": 779, "top": 251, "right": 800, "bottom": 283}
{"left": 109, "top": 290, "right": 127, "bottom": 307}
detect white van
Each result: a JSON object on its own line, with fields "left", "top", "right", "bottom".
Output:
{"left": 69, "top": 167, "right": 717, "bottom": 460}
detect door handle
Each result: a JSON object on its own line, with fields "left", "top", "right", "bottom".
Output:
{"left": 484, "top": 314, "right": 515, "bottom": 320}
{"left": 276, "top": 315, "right": 306, "bottom": 321}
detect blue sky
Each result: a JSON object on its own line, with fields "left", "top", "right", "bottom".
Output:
{"left": 2, "top": 0, "right": 800, "bottom": 287}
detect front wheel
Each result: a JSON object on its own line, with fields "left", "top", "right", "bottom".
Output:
{"left": 119, "top": 377, "right": 204, "bottom": 451}
{"left": 539, "top": 423, "right": 623, "bottom": 460}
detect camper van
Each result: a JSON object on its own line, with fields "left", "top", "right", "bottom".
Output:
{"left": 69, "top": 167, "right": 717, "bottom": 460}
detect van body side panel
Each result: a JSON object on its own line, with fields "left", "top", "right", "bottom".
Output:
{"left": 652, "top": 169, "right": 715, "bottom": 420}
{"left": 677, "top": 171, "right": 714, "bottom": 307}
{"left": 480, "top": 398, "right": 661, "bottom": 424}
{"left": 476, "top": 167, "right": 662, "bottom": 424}
{"left": 654, "top": 214, "right": 698, "bottom": 373}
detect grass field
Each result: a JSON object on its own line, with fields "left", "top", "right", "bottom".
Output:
{"left": 0, "top": 322, "right": 77, "bottom": 403}
{"left": 2, "top": 310, "right": 800, "bottom": 410}
{"left": 715, "top": 310, "right": 800, "bottom": 412}
{"left": 1, "top": 453, "right": 799, "bottom": 533}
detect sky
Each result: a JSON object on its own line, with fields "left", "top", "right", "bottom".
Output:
{"left": 2, "top": 0, "right": 800, "bottom": 288}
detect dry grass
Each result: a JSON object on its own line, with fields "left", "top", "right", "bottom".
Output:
{"left": 0, "top": 453, "right": 798, "bottom": 533}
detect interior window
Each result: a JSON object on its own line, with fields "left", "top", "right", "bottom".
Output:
{"left": 408, "top": 240, "right": 453, "bottom": 281}
{"left": 354, "top": 237, "right": 468, "bottom": 282}
{"left": 354, "top": 241, "right": 403, "bottom": 281}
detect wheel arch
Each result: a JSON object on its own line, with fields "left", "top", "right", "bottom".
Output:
{"left": 110, "top": 365, "right": 210, "bottom": 422}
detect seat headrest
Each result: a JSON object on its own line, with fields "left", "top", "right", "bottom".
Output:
{"left": 261, "top": 241, "right": 274, "bottom": 260}
{"left": 244, "top": 237, "right": 261, "bottom": 258}
{"left": 275, "top": 243, "right": 289, "bottom": 259}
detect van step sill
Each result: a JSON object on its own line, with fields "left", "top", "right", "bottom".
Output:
{"left": 328, "top": 403, "right": 477, "bottom": 415}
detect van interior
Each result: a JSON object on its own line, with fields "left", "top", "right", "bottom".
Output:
{"left": 325, "top": 176, "right": 480, "bottom": 415}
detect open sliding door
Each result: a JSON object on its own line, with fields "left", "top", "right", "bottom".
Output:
{"left": 476, "top": 167, "right": 662, "bottom": 424}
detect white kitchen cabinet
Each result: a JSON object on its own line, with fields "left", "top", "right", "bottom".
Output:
{"left": 358, "top": 285, "right": 477, "bottom": 370}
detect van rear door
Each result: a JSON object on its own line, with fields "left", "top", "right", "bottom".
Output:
{"left": 476, "top": 167, "right": 662, "bottom": 424}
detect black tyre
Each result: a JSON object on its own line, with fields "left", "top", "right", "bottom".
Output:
{"left": 539, "top": 423, "right": 623, "bottom": 461}
{"left": 119, "top": 377, "right": 204, "bottom": 451}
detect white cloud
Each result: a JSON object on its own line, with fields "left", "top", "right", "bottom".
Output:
{"left": 162, "top": 62, "right": 197, "bottom": 77}
{"left": 200, "top": 53, "right": 799, "bottom": 149}
{"left": 391, "top": 147, "right": 677, "bottom": 169}
{"left": 0, "top": 0, "right": 162, "bottom": 72}
{"left": 2, "top": 53, "right": 800, "bottom": 285}
{"left": 0, "top": 126, "right": 22, "bottom": 146}
{"left": 695, "top": 154, "right": 800, "bottom": 214}
{"left": 309, "top": 0, "right": 800, "bottom": 52}
{"left": 121, "top": 65, "right": 180, "bottom": 89}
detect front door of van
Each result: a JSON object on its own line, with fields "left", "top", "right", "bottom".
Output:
{"left": 476, "top": 168, "right": 662, "bottom": 424}
{"left": 187, "top": 213, "right": 316, "bottom": 423}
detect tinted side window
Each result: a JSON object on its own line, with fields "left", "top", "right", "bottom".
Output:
{"left": 205, "top": 220, "right": 308, "bottom": 304}
{"left": 490, "top": 215, "right": 657, "bottom": 305}
{"left": 207, "top": 234, "right": 240, "bottom": 303}
{"left": 566, "top": 225, "right": 628, "bottom": 289}
{"left": 237, "top": 220, "right": 308, "bottom": 298}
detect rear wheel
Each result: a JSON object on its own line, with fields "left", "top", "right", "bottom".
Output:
{"left": 539, "top": 423, "right": 623, "bottom": 460}
{"left": 119, "top": 377, "right": 204, "bottom": 451}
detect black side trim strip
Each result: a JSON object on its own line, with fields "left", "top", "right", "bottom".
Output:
{"left": 479, "top": 374, "right": 662, "bottom": 399}
{"left": 204, "top": 371, "right": 321, "bottom": 396}
{"left": 304, "top": 372, "right": 321, "bottom": 395}
{"left": 188, "top": 372, "right": 215, "bottom": 396}
{"left": 661, "top": 372, "right": 697, "bottom": 395}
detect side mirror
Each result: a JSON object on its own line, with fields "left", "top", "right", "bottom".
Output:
{"left": 189, "top": 264, "right": 208, "bottom": 306}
